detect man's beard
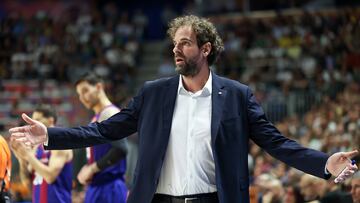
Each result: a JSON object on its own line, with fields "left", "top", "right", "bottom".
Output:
{"left": 175, "top": 58, "right": 200, "bottom": 77}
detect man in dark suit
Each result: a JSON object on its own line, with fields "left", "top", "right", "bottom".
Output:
{"left": 9, "top": 15, "right": 358, "bottom": 203}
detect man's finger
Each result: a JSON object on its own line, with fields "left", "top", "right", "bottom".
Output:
{"left": 342, "top": 150, "right": 359, "bottom": 159}
{"left": 335, "top": 177, "right": 344, "bottom": 183}
{"left": 344, "top": 171, "right": 354, "bottom": 176}
{"left": 9, "top": 126, "right": 27, "bottom": 133}
{"left": 345, "top": 169, "right": 355, "bottom": 174}
{"left": 22, "top": 113, "right": 37, "bottom": 125}
{"left": 342, "top": 172, "right": 353, "bottom": 178}
{"left": 10, "top": 132, "right": 27, "bottom": 138}
{"left": 349, "top": 164, "right": 358, "bottom": 170}
{"left": 13, "top": 137, "right": 29, "bottom": 142}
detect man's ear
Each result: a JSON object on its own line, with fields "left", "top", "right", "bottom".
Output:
{"left": 202, "top": 42, "right": 212, "bottom": 57}
{"left": 48, "top": 117, "right": 55, "bottom": 126}
{"left": 96, "top": 82, "right": 104, "bottom": 90}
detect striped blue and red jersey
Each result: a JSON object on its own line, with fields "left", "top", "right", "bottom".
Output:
{"left": 32, "top": 146, "right": 72, "bottom": 203}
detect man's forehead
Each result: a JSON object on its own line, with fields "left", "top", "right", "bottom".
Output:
{"left": 174, "top": 26, "right": 194, "bottom": 37}
{"left": 76, "top": 81, "right": 95, "bottom": 91}
{"left": 77, "top": 81, "right": 91, "bottom": 87}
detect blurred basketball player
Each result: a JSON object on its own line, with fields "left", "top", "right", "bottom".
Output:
{"left": 75, "top": 72, "right": 128, "bottom": 203}
{"left": 11, "top": 105, "right": 73, "bottom": 203}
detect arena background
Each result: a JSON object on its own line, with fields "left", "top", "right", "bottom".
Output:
{"left": 0, "top": 0, "right": 359, "bottom": 202}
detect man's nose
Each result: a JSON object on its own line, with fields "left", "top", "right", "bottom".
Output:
{"left": 173, "top": 46, "right": 178, "bottom": 54}
{"left": 173, "top": 44, "right": 181, "bottom": 54}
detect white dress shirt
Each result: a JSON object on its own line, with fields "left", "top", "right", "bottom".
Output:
{"left": 156, "top": 72, "right": 217, "bottom": 196}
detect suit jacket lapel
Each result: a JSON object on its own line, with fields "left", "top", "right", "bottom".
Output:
{"left": 162, "top": 76, "right": 179, "bottom": 141}
{"left": 211, "top": 73, "right": 226, "bottom": 145}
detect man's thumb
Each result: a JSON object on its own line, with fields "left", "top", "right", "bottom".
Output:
{"left": 343, "top": 150, "right": 359, "bottom": 159}
{"left": 22, "top": 113, "right": 36, "bottom": 125}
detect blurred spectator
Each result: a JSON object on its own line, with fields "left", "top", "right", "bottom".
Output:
{"left": 299, "top": 174, "right": 352, "bottom": 203}
{"left": 283, "top": 184, "right": 305, "bottom": 203}
{"left": 351, "top": 171, "right": 360, "bottom": 203}
{"left": 299, "top": 174, "right": 327, "bottom": 202}
{"left": 254, "top": 173, "right": 284, "bottom": 203}
{"left": 2, "top": 2, "right": 143, "bottom": 103}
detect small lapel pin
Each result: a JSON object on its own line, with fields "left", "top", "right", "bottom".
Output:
{"left": 218, "top": 91, "right": 222, "bottom": 95}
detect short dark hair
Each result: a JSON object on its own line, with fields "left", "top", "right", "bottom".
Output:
{"left": 34, "top": 104, "right": 57, "bottom": 123}
{"left": 75, "top": 72, "right": 104, "bottom": 87}
{"left": 167, "top": 15, "right": 224, "bottom": 66}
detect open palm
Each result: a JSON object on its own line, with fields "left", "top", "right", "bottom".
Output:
{"left": 326, "top": 150, "right": 358, "bottom": 183}
{"left": 9, "top": 113, "right": 47, "bottom": 146}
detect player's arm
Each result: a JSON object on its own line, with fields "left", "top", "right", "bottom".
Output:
{"left": 11, "top": 141, "right": 32, "bottom": 186}
{"left": 92, "top": 107, "right": 128, "bottom": 172}
{"left": 96, "top": 139, "right": 128, "bottom": 170}
{"left": 26, "top": 150, "right": 72, "bottom": 184}
{"left": 84, "top": 139, "right": 128, "bottom": 175}
{"left": 18, "top": 158, "right": 31, "bottom": 187}
{"left": 77, "top": 106, "right": 128, "bottom": 185}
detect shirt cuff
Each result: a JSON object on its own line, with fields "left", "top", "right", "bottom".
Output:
{"left": 325, "top": 167, "right": 330, "bottom": 175}
{"left": 44, "top": 131, "right": 49, "bottom": 146}
{"left": 324, "top": 160, "right": 332, "bottom": 179}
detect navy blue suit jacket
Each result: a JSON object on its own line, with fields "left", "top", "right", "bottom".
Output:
{"left": 47, "top": 73, "right": 330, "bottom": 203}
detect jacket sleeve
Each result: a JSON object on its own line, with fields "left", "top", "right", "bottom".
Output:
{"left": 46, "top": 86, "right": 144, "bottom": 150}
{"left": 246, "top": 87, "right": 330, "bottom": 179}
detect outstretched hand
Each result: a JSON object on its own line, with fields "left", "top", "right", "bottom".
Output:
{"left": 326, "top": 150, "right": 358, "bottom": 183}
{"left": 9, "top": 113, "right": 48, "bottom": 147}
